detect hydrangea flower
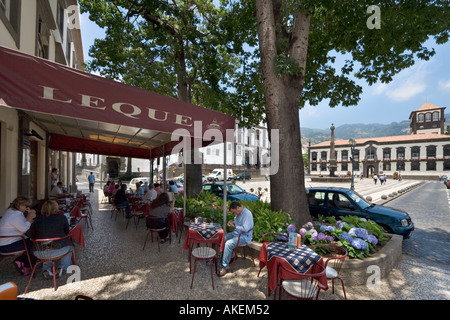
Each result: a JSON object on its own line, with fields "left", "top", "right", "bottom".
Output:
{"left": 318, "top": 232, "right": 326, "bottom": 241}
{"left": 305, "top": 222, "right": 314, "bottom": 229}
{"left": 349, "top": 227, "right": 369, "bottom": 240}
{"left": 351, "top": 238, "right": 368, "bottom": 250}
{"left": 310, "top": 229, "right": 318, "bottom": 241}
{"left": 367, "top": 234, "right": 378, "bottom": 245}
{"left": 326, "top": 235, "right": 334, "bottom": 242}
{"left": 338, "top": 232, "right": 353, "bottom": 243}
{"left": 320, "top": 225, "right": 328, "bottom": 232}
{"left": 287, "top": 224, "right": 296, "bottom": 233}
{"left": 326, "top": 226, "right": 334, "bottom": 232}
{"left": 299, "top": 228, "right": 307, "bottom": 236}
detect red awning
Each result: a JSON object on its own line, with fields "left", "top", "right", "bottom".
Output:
{"left": 0, "top": 45, "right": 235, "bottom": 158}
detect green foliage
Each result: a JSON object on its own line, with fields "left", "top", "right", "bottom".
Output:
{"left": 177, "top": 192, "right": 292, "bottom": 241}
{"left": 118, "top": 173, "right": 139, "bottom": 182}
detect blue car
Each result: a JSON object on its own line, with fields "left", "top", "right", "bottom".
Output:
{"left": 202, "top": 183, "right": 259, "bottom": 202}
{"left": 306, "top": 187, "right": 414, "bottom": 239}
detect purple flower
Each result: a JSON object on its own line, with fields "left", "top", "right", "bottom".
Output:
{"left": 349, "top": 228, "right": 369, "bottom": 240}
{"left": 326, "top": 226, "right": 334, "bottom": 233}
{"left": 318, "top": 232, "right": 326, "bottom": 241}
{"left": 287, "top": 224, "right": 296, "bottom": 233}
{"left": 299, "top": 228, "right": 307, "bottom": 236}
{"left": 351, "top": 238, "right": 368, "bottom": 250}
{"left": 367, "top": 235, "right": 378, "bottom": 245}
{"left": 320, "top": 225, "right": 328, "bottom": 232}
{"left": 326, "top": 235, "right": 334, "bottom": 242}
{"left": 305, "top": 222, "right": 314, "bottom": 229}
{"left": 338, "top": 232, "right": 353, "bottom": 243}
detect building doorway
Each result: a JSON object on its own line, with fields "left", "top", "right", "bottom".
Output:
{"left": 366, "top": 165, "right": 376, "bottom": 178}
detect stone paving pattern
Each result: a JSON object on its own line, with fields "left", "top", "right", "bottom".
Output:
{"left": 0, "top": 177, "right": 448, "bottom": 300}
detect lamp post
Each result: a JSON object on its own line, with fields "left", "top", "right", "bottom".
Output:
{"left": 349, "top": 138, "right": 356, "bottom": 190}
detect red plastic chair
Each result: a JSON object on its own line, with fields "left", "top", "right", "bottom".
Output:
{"left": 24, "top": 235, "right": 76, "bottom": 293}
{"left": 230, "top": 228, "right": 255, "bottom": 273}
{"left": 310, "top": 244, "right": 348, "bottom": 299}
{"left": 0, "top": 235, "right": 32, "bottom": 272}
{"left": 276, "top": 263, "right": 325, "bottom": 300}
{"left": 142, "top": 216, "right": 171, "bottom": 252}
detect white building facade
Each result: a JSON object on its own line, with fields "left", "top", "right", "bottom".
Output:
{"left": 0, "top": 0, "right": 83, "bottom": 212}
{"left": 308, "top": 103, "right": 450, "bottom": 179}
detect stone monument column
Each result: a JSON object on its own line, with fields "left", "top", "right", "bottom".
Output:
{"left": 329, "top": 124, "right": 337, "bottom": 177}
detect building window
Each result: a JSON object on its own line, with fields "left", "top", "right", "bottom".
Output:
{"left": 443, "top": 161, "right": 450, "bottom": 171}
{"left": 411, "top": 147, "right": 420, "bottom": 160}
{"left": 0, "top": 0, "right": 20, "bottom": 47}
{"left": 433, "top": 112, "right": 439, "bottom": 121}
{"left": 396, "top": 161, "right": 405, "bottom": 171}
{"left": 366, "top": 148, "right": 376, "bottom": 161}
{"left": 418, "top": 114, "right": 424, "bottom": 122}
{"left": 311, "top": 152, "right": 317, "bottom": 161}
{"left": 427, "top": 146, "right": 436, "bottom": 159}
{"left": 352, "top": 163, "right": 359, "bottom": 171}
{"left": 341, "top": 163, "right": 348, "bottom": 171}
{"left": 353, "top": 150, "right": 359, "bottom": 162}
{"left": 320, "top": 151, "right": 327, "bottom": 161}
{"left": 383, "top": 162, "right": 391, "bottom": 171}
{"left": 426, "top": 161, "right": 436, "bottom": 171}
{"left": 311, "top": 164, "right": 317, "bottom": 171}
{"left": 320, "top": 163, "right": 327, "bottom": 171}
{"left": 383, "top": 149, "right": 391, "bottom": 161}
{"left": 397, "top": 148, "right": 405, "bottom": 160}
{"left": 411, "top": 161, "right": 420, "bottom": 171}
{"left": 341, "top": 150, "right": 348, "bottom": 162}
{"left": 425, "top": 113, "right": 431, "bottom": 122}
{"left": 444, "top": 145, "right": 450, "bottom": 158}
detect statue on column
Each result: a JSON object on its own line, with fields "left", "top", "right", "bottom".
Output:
{"left": 329, "top": 124, "right": 337, "bottom": 177}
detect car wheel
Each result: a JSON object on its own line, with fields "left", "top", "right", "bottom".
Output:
{"left": 379, "top": 224, "right": 394, "bottom": 234}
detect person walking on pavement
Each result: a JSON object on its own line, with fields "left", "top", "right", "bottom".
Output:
{"left": 88, "top": 172, "right": 96, "bottom": 193}
{"left": 373, "top": 174, "right": 378, "bottom": 184}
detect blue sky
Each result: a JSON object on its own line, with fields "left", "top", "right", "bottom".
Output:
{"left": 79, "top": 12, "right": 450, "bottom": 130}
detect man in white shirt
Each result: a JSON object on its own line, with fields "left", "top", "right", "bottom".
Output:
{"left": 49, "top": 182, "right": 69, "bottom": 199}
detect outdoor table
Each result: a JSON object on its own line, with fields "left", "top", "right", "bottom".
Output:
{"left": 131, "top": 202, "right": 150, "bottom": 216}
{"left": 69, "top": 224, "right": 85, "bottom": 248}
{"left": 182, "top": 222, "right": 224, "bottom": 252}
{"left": 169, "top": 208, "right": 184, "bottom": 233}
{"left": 258, "top": 242, "right": 328, "bottom": 294}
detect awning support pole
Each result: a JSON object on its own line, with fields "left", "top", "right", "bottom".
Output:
{"left": 223, "top": 141, "right": 227, "bottom": 231}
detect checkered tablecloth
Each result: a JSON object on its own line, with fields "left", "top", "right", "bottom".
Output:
{"left": 266, "top": 242, "right": 320, "bottom": 274}
{"left": 189, "top": 223, "right": 222, "bottom": 240}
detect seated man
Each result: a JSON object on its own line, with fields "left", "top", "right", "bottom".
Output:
{"left": 218, "top": 201, "right": 254, "bottom": 277}
{"left": 49, "top": 181, "right": 70, "bottom": 199}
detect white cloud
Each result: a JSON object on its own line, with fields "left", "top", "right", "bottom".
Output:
{"left": 438, "top": 79, "right": 450, "bottom": 91}
{"left": 374, "top": 61, "right": 430, "bottom": 102}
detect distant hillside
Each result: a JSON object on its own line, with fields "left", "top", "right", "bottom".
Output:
{"left": 302, "top": 113, "right": 450, "bottom": 146}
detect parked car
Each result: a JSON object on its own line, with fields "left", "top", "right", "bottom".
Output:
{"left": 129, "top": 177, "right": 152, "bottom": 190}
{"left": 235, "top": 172, "right": 251, "bottom": 181}
{"left": 306, "top": 187, "right": 414, "bottom": 239}
{"left": 166, "top": 179, "right": 184, "bottom": 195}
{"left": 207, "top": 168, "right": 234, "bottom": 181}
{"left": 202, "top": 183, "right": 259, "bottom": 202}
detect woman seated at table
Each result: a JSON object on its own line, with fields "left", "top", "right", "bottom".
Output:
{"left": 114, "top": 184, "right": 131, "bottom": 218}
{"left": 146, "top": 193, "right": 174, "bottom": 243}
{"left": 27, "top": 200, "right": 73, "bottom": 279}
{"left": 0, "top": 196, "right": 37, "bottom": 276}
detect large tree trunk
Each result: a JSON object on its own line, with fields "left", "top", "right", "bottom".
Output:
{"left": 175, "top": 47, "right": 203, "bottom": 197}
{"left": 255, "top": 0, "right": 312, "bottom": 227}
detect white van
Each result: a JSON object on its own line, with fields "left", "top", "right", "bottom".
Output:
{"left": 207, "top": 169, "right": 234, "bottom": 181}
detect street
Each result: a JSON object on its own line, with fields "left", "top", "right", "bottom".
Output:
{"left": 387, "top": 181, "right": 450, "bottom": 265}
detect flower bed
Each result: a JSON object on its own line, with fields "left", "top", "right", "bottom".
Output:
{"left": 289, "top": 215, "right": 388, "bottom": 259}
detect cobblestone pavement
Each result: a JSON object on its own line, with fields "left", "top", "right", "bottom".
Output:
{"left": 0, "top": 179, "right": 448, "bottom": 301}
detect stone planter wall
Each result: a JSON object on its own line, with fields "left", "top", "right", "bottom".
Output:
{"left": 248, "top": 233, "right": 403, "bottom": 286}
